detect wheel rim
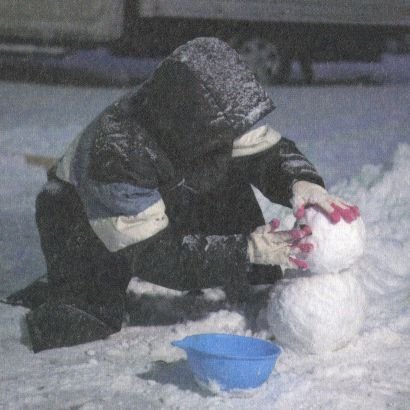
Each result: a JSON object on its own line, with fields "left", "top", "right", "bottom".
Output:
{"left": 239, "top": 38, "right": 283, "bottom": 83}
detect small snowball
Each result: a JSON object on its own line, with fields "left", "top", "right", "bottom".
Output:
{"left": 264, "top": 273, "right": 366, "bottom": 354}
{"left": 300, "top": 207, "right": 366, "bottom": 274}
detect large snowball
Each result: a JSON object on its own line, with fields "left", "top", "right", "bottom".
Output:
{"left": 264, "top": 273, "right": 366, "bottom": 354}
{"left": 299, "top": 207, "right": 366, "bottom": 274}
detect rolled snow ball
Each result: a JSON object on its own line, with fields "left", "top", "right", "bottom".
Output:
{"left": 265, "top": 273, "right": 366, "bottom": 354}
{"left": 300, "top": 207, "right": 366, "bottom": 274}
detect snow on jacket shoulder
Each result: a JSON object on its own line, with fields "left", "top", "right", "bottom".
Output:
{"left": 55, "top": 99, "right": 171, "bottom": 252}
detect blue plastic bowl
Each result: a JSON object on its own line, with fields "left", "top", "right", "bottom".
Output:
{"left": 171, "top": 333, "right": 281, "bottom": 391}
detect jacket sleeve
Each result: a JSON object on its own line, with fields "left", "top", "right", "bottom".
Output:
{"left": 231, "top": 136, "right": 325, "bottom": 208}
{"left": 77, "top": 176, "right": 252, "bottom": 292}
{"left": 117, "top": 227, "right": 250, "bottom": 292}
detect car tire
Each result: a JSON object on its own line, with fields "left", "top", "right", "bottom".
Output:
{"left": 237, "top": 37, "right": 291, "bottom": 84}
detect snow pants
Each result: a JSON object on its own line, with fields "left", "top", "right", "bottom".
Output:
{"left": 35, "top": 179, "right": 130, "bottom": 331}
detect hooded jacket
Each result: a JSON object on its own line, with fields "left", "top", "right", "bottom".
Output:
{"left": 51, "top": 37, "right": 324, "bottom": 292}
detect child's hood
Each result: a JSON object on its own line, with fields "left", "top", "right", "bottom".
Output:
{"left": 132, "top": 37, "right": 275, "bottom": 161}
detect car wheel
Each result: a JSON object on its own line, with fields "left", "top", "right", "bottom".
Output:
{"left": 238, "top": 37, "right": 291, "bottom": 84}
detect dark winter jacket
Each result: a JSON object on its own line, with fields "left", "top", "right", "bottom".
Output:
{"left": 51, "top": 37, "right": 324, "bottom": 293}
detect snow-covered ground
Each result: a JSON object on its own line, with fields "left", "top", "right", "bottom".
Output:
{"left": 0, "top": 53, "right": 409, "bottom": 409}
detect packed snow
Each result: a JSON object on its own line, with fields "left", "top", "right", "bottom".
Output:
{"left": 1, "top": 53, "right": 410, "bottom": 409}
{"left": 260, "top": 206, "right": 367, "bottom": 355}
{"left": 262, "top": 272, "right": 367, "bottom": 354}
{"left": 299, "top": 208, "right": 366, "bottom": 274}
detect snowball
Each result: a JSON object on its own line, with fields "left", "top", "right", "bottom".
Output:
{"left": 299, "top": 207, "right": 366, "bottom": 274}
{"left": 264, "top": 273, "right": 366, "bottom": 354}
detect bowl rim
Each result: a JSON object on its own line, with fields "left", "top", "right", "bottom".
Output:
{"left": 172, "top": 333, "right": 281, "bottom": 361}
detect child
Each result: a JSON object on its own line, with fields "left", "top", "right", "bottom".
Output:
{"left": 22, "top": 37, "right": 359, "bottom": 351}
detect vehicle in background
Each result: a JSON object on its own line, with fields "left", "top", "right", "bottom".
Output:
{"left": 1, "top": 0, "right": 409, "bottom": 83}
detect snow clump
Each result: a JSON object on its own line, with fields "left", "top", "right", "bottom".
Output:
{"left": 262, "top": 208, "right": 367, "bottom": 354}
{"left": 263, "top": 272, "right": 367, "bottom": 354}
{"left": 299, "top": 207, "right": 366, "bottom": 274}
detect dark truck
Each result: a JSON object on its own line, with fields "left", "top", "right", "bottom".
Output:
{"left": 1, "top": 0, "right": 409, "bottom": 82}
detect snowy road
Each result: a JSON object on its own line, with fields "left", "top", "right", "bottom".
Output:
{"left": 0, "top": 53, "right": 409, "bottom": 409}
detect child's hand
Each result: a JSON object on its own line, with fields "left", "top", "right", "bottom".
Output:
{"left": 248, "top": 219, "right": 313, "bottom": 270}
{"left": 291, "top": 181, "right": 360, "bottom": 224}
